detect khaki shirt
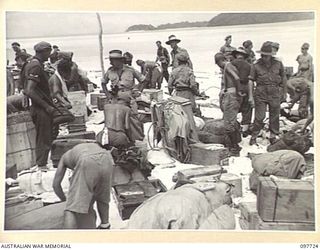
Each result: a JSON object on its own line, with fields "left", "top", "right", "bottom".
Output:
{"left": 249, "top": 58, "right": 286, "bottom": 87}
{"left": 102, "top": 65, "right": 145, "bottom": 91}
{"left": 171, "top": 47, "right": 193, "bottom": 69}
{"left": 168, "top": 64, "right": 197, "bottom": 91}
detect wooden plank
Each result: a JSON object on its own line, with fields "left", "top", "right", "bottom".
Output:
{"left": 5, "top": 199, "right": 44, "bottom": 220}
{"left": 5, "top": 202, "right": 66, "bottom": 230}
{"left": 190, "top": 143, "right": 229, "bottom": 166}
{"left": 57, "top": 131, "right": 96, "bottom": 140}
{"left": 257, "top": 177, "right": 315, "bottom": 223}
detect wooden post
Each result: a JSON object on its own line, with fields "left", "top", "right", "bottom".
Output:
{"left": 96, "top": 13, "right": 105, "bottom": 77}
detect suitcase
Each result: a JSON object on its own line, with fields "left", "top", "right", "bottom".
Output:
{"left": 112, "top": 179, "right": 167, "bottom": 220}
{"left": 51, "top": 139, "right": 96, "bottom": 167}
{"left": 257, "top": 177, "right": 314, "bottom": 223}
{"left": 190, "top": 143, "right": 229, "bottom": 166}
{"left": 57, "top": 131, "right": 96, "bottom": 140}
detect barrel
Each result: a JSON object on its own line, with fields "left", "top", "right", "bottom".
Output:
{"left": 68, "top": 90, "right": 87, "bottom": 121}
{"left": 6, "top": 111, "right": 36, "bottom": 172}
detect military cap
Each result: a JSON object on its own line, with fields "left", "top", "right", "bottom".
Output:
{"left": 34, "top": 41, "right": 52, "bottom": 52}
{"left": 242, "top": 40, "right": 253, "bottom": 48}
{"left": 225, "top": 35, "right": 232, "bottom": 41}
{"left": 11, "top": 42, "right": 20, "bottom": 47}
{"left": 302, "top": 43, "right": 310, "bottom": 49}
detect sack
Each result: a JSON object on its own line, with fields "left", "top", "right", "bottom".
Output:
{"left": 52, "top": 101, "right": 75, "bottom": 125}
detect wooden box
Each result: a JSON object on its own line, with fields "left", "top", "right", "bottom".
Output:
{"left": 112, "top": 179, "right": 166, "bottom": 220}
{"left": 90, "top": 93, "right": 105, "bottom": 106}
{"left": 176, "top": 165, "right": 226, "bottom": 182}
{"left": 256, "top": 216, "right": 315, "bottom": 231}
{"left": 57, "top": 131, "right": 96, "bottom": 140}
{"left": 68, "top": 91, "right": 87, "bottom": 121}
{"left": 257, "top": 177, "right": 314, "bottom": 223}
{"left": 239, "top": 202, "right": 260, "bottom": 230}
{"left": 97, "top": 96, "right": 108, "bottom": 111}
{"left": 190, "top": 143, "right": 229, "bottom": 166}
{"left": 51, "top": 139, "right": 96, "bottom": 167}
{"left": 142, "top": 89, "right": 163, "bottom": 102}
{"left": 6, "top": 111, "right": 37, "bottom": 172}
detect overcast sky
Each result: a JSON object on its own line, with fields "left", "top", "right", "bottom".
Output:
{"left": 6, "top": 12, "right": 218, "bottom": 38}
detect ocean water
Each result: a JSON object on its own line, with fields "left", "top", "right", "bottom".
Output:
{"left": 6, "top": 19, "right": 315, "bottom": 91}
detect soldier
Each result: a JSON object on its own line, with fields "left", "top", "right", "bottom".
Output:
{"left": 215, "top": 52, "right": 243, "bottom": 156}
{"left": 248, "top": 42, "right": 287, "bottom": 145}
{"left": 155, "top": 41, "right": 170, "bottom": 82}
{"left": 242, "top": 40, "right": 256, "bottom": 64}
{"left": 136, "top": 60, "right": 162, "bottom": 89}
{"left": 220, "top": 35, "right": 236, "bottom": 61}
{"left": 296, "top": 43, "right": 313, "bottom": 81}
{"left": 124, "top": 51, "right": 133, "bottom": 66}
{"left": 23, "top": 41, "right": 55, "bottom": 170}
{"left": 166, "top": 35, "right": 193, "bottom": 69}
{"left": 168, "top": 52, "right": 198, "bottom": 112}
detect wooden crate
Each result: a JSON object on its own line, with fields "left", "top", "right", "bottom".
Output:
{"left": 257, "top": 177, "right": 314, "bottom": 223}
{"left": 68, "top": 91, "right": 87, "bottom": 121}
{"left": 142, "top": 89, "right": 163, "bottom": 102}
{"left": 176, "top": 165, "right": 226, "bottom": 182}
{"left": 238, "top": 202, "right": 260, "bottom": 230}
{"left": 5, "top": 199, "right": 44, "bottom": 220}
{"left": 190, "top": 143, "right": 229, "bottom": 166}
{"left": 6, "top": 111, "right": 37, "bottom": 172}
{"left": 112, "top": 179, "right": 166, "bottom": 220}
{"left": 256, "top": 216, "right": 315, "bottom": 231}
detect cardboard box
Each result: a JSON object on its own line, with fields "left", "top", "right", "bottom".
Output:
{"left": 257, "top": 177, "right": 314, "bottom": 223}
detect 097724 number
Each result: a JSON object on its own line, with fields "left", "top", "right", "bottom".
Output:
{"left": 300, "top": 244, "right": 319, "bottom": 248}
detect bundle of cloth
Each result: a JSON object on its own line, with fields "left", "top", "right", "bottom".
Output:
{"left": 127, "top": 181, "right": 235, "bottom": 230}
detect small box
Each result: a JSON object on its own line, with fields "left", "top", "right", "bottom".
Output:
{"left": 97, "top": 96, "right": 108, "bottom": 111}
{"left": 68, "top": 91, "right": 87, "bottom": 121}
{"left": 257, "top": 177, "right": 314, "bottom": 223}
{"left": 142, "top": 89, "right": 163, "bottom": 102}
{"left": 90, "top": 93, "right": 105, "bottom": 106}
{"left": 190, "top": 143, "right": 229, "bottom": 166}
{"left": 238, "top": 202, "right": 259, "bottom": 230}
{"left": 112, "top": 179, "right": 166, "bottom": 220}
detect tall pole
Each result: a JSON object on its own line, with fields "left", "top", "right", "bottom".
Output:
{"left": 96, "top": 13, "right": 105, "bottom": 76}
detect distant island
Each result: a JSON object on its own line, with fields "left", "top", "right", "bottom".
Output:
{"left": 126, "top": 12, "right": 314, "bottom": 32}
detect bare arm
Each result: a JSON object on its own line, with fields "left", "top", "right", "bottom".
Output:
{"left": 52, "top": 153, "right": 68, "bottom": 201}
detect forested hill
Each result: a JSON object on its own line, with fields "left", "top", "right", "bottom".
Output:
{"left": 126, "top": 12, "right": 314, "bottom": 32}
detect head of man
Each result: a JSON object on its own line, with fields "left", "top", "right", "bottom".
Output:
{"left": 136, "top": 59, "right": 145, "bottom": 67}
{"left": 123, "top": 52, "right": 133, "bottom": 66}
{"left": 225, "top": 35, "right": 232, "bottom": 46}
{"left": 166, "top": 35, "right": 181, "bottom": 50}
{"left": 271, "top": 42, "right": 280, "bottom": 54}
{"left": 57, "top": 59, "right": 72, "bottom": 79}
{"left": 176, "top": 52, "right": 189, "bottom": 65}
{"left": 52, "top": 45, "right": 59, "bottom": 52}
{"left": 11, "top": 42, "right": 21, "bottom": 53}
{"left": 301, "top": 43, "right": 310, "bottom": 55}
{"left": 108, "top": 50, "right": 125, "bottom": 69}
{"left": 232, "top": 47, "right": 248, "bottom": 60}
{"left": 156, "top": 41, "right": 162, "bottom": 48}
{"left": 257, "top": 42, "right": 275, "bottom": 64}
{"left": 15, "top": 52, "right": 28, "bottom": 67}
{"left": 214, "top": 52, "right": 227, "bottom": 69}
{"left": 34, "top": 41, "right": 52, "bottom": 62}
{"left": 243, "top": 40, "right": 253, "bottom": 50}
{"left": 57, "top": 51, "right": 73, "bottom": 62}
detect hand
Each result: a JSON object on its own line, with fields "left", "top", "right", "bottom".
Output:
{"left": 248, "top": 98, "right": 255, "bottom": 108}
{"left": 45, "top": 106, "right": 55, "bottom": 115}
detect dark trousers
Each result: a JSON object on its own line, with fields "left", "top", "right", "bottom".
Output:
{"left": 161, "top": 63, "right": 169, "bottom": 83}
{"left": 222, "top": 91, "right": 241, "bottom": 147}
{"left": 30, "top": 105, "right": 53, "bottom": 166}
{"left": 251, "top": 85, "right": 280, "bottom": 138}
{"left": 239, "top": 95, "right": 253, "bottom": 125}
